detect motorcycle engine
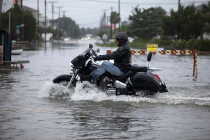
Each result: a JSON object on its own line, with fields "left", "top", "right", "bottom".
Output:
{"left": 98, "top": 76, "right": 112, "bottom": 89}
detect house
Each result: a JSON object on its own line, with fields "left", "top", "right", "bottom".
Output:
{"left": 22, "top": 6, "right": 50, "bottom": 28}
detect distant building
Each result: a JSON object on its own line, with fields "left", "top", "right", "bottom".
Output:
{"left": 22, "top": 6, "right": 50, "bottom": 28}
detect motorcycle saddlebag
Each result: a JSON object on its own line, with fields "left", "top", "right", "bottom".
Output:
{"left": 132, "top": 72, "right": 161, "bottom": 92}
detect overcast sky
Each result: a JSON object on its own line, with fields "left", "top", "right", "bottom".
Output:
{"left": 23, "top": 0, "right": 209, "bottom": 28}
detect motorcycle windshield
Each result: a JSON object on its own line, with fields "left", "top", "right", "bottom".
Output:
{"left": 71, "top": 48, "right": 90, "bottom": 69}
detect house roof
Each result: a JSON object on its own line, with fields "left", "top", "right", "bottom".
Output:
{"left": 23, "top": 6, "right": 37, "bottom": 12}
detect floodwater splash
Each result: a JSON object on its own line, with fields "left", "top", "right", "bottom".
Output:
{"left": 38, "top": 82, "right": 72, "bottom": 99}
{"left": 38, "top": 82, "right": 210, "bottom": 106}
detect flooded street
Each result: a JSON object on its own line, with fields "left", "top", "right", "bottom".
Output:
{"left": 1, "top": 40, "right": 210, "bottom": 140}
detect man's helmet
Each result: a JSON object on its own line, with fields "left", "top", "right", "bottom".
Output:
{"left": 113, "top": 32, "right": 128, "bottom": 41}
{"left": 113, "top": 32, "right": 128, "bottom": 46}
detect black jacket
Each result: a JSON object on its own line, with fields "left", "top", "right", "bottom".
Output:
{"left": 97, "top": 43, "right": 131, "bottom": 74}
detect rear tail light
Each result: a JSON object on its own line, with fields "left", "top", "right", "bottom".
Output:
{"left": 154, "top": 74, "right": 162, "bottom": 82}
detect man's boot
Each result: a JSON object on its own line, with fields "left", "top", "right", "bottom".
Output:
{"left": 78, "top": 73, "right": 92, "bottom": 82}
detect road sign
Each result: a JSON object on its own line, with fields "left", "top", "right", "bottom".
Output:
{"left": 147, "top": 44, "right": 158, "bottom": 52}
{"left": 16, "top": 25, "right": 22, "bottom": 28}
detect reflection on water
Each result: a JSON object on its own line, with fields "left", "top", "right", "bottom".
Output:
{"left": 0, "top": 40, "right": 210, "bottom": 139}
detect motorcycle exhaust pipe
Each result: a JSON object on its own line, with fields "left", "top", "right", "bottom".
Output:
{"left": 114, "top": 80, "right": 127, "bottom": 89}
{"left": 106, "top": 89, "right": 116, "bottom": 95}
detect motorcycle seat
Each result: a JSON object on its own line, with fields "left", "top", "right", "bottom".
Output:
{"left": 130, "top": 65, "right": 148, "bottom": 73}
{"left": 115, "top": 70, "right": 134, "bottom": 83}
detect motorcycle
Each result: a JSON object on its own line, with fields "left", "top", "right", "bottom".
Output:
{"left": 53, "top": 44, "right": 168, "bottom": 96}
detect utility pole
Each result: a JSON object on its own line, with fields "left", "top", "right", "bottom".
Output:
{"left": 178, "top": 0, "right": 180, "bottom": 10}
{"left": 45, "top": 0, "right": 47, "bottom": 43}
{"left": 0, "top": 0, "right": 2, "bottom": 23}
{"left": 14, "top": 0, "right": 17, "bottom": 38}
{"left": 62, "top": 11, "right": 67, "bottom": 37}
{"left": 107, "top": 16, "right": 109, "bottom": 35}
{"left": 110, "top": 7, "right": 112, "bottom": 39}
{"left": 21, "top": 0, "right": 24, "bottom": 41}
{"left": 9, "top": 12, "right": 11, "bottom": 32}
{"left": 118, "top": 0, "right": 120, "bottom": 32}
{"left": 37, "top": 0, "right": 39, "bottom": 43}
{"left": 103, "top": 10, "right": 106, "bottom": 32}
{"left": 49, "top": 1, "right": 57, "bottom": 29}
{"left": 56, "top": 6, "right": 63, "bottom": 40}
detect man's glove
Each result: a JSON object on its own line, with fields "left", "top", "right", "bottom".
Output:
{"left": 94, "top": 55, "right": 101, "bottom": 61}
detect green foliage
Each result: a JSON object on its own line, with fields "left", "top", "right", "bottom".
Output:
{"left": 129, "top": 39, "right": 148, "bottom": 49}
{"left": 60, "top": 17, "right": 81, "bottom": 38}
{"left": 189, "top": 39, "right": 210, "bottom": 51}
{"left": 170, "top": 39, "right": 190, "bottom": 49}
{"left": 80, "top": 27, "right": 99, "bottom": 37}
{"left": 0, "top": 5, "right": 37, "bottom": 41}
{"left": 120, "top": 25, "right": 129, "bottom": 33}
{"left": 110, "top": 11, "right": 120, "bottom": 24}
{"left": 24, "top": 11, "right": 36, "bottom": 41}
{"left": 0, "top": 12, "right": 9, "bottom": 30}
{"left": 100, "top": 38, "right": 210, "bottom": 51}
{"left": 162, "top": 4, "right": 205, "bottom": 40}
{"left": 128, "top": 6, "right": 166, "bottom": 39}
{"left": 110, "top": 11, "right": 120, "bottom": 34}
{"left": 149, "top": 38, "right": 172, "bottom": 48}
{"left": 201, "top": 2, "right": 210, "bottom": 35}
{"left": 96, "top": 30, "right": 106, "bottom": 39}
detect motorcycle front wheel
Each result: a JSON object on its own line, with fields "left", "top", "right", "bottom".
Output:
{"left": 53, "top": 75, "right": 76, "bottom": 88}
{"left": 54, "top": 79, "right": 70, "bottom": 86}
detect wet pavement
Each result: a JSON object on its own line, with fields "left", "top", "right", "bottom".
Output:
{"left": 0, "top": 39, "right": 210, "bottom": 140}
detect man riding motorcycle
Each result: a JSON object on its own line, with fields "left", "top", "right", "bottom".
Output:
{"left": 79, "top": 32, "right": 131, "bottom": 81}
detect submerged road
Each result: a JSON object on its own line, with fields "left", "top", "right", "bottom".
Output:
{"left": 0, "top": 39, "right": 210, "bottom": 139}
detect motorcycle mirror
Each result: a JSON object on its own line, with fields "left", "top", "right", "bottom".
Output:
{"left": 97, "top": 48, "right": 100, "bottom": 53}
{"left": 147, "top": 52, "right": 152, "bottom": 62}
{"left": 89, "top": 44, "right": 93, "bottom": 49}
{"left": 91, "top": 49, "right": 97, "bottom": 56}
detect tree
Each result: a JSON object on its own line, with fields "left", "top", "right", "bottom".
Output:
{"left": 24, "top": 11, "right": 36, "bottom": 41}
{"left": 110, "top": 11, "right": 120, "bottom": 34}
{"left": 162, "top": 4, "right": 205, "bottom": 40}
{"left": 128, "top": 6, "right": 166, "bottom": 39}
{"left": 97, "top": 30, "right": 106, "bottom": 39}
{"left": 201, "top": 1, "right": 210, "bottom": 35}
{"left": 59, "top": 17, "right": 81, "bottom": 38}
{"left": 80, "top": 27, "right": 87, "bottom": 36}
{"left": 0, "top": 6, "right": 37, "bottom": 41}
{"left": 80, "top": 27, "right": 99, "bottom": 37}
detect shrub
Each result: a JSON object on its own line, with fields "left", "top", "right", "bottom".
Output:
{"left": 170, "top": 39, "right": 190, "bottom": 49}
{"left": 193, "top": 39, "right": 210, "bottom": 51}
{"left": 149, "top": 38, "right": 172, "bottom": 48}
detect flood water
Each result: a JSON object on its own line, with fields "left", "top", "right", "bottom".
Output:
{"left": 0, "top": 39, "right": 210, "bottom": 140}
